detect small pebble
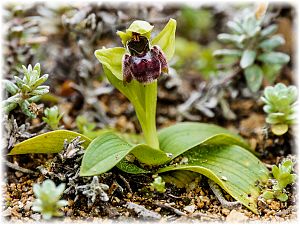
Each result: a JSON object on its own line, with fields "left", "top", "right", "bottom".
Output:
{"left": 15, "top": 172, "right": 23, "bottom": 178}
{"left": 184, "top": 204, "right": 196, "bottom": 213}
{"left": 30, "top": 213, "right": 41, "bottom": 221}
{"left": 270, "top": 201, "right": 281, "bottom": 210}
{"left": 221, "top": 208, "right": 230, "bottom": 216}
{"left": 226, "top": 210, "right": 248, "bottom": 223}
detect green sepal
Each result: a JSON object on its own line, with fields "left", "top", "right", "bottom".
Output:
{"left": 117, "top": 20, "right": 153, "bottom": 46}
{"left": 94, "top": 47, "right": 125, "bottom": 80}
{"left": 151, "top": 18, "right": 177, "bottom": 61}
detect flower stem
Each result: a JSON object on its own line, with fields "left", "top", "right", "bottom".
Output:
{"left": 103, "top": 66, "right": 159, "bottom": 149}
{"left": 143, "top": 81, "right": 159, "bottom": 149}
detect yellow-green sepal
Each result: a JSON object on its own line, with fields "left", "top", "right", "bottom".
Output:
{"left": 151, "top": 18, "right": 176, "bottom": 61}
{"left": 117, "top": 20, "right": 154, "bottom": 46}
{"left": 94, "top": 47, "right": 125, "bottom": 80}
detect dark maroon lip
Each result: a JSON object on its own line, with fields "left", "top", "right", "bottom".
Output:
{"left": 123, "top": 34, "right": 168, "bottom": 84}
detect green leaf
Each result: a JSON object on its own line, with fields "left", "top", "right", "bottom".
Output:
{"left": 21, "top": 100, "right": 35, "bottom": 118}
{"left": 262, "top": 63, "right": 282, "bottom": 84}
{"left": 9, "top": 130, "right": 91, "bottom": 155}
{"left": 244, "top": 64, "right": 263, "bottom": 92}
{"left": 259, "top": 35, "right": 285, "bottom": 51}
{"left": 80, "top": 132, "right": 171, "bottom": 176}
{"left": 227, "top": 20, "right": 244, "bottom": 34}
{"left": 151, "top": 18, "right": 176, "bottom": 61}
{"left": 3, "top": 80, "right": 19, "bottom": 95}
{"left": 262, "top": 191, "right": 274, "bottom": 200}
{"left": 217, "top": 33, "right": 245, "bottom": 44}
{"left": 213, "top": 49, "right": 242, "bottom": 57}
{"left": 271, "top": 124, "right": 289, "bottom": 136}
{"left": 276, "top": 193, "right": 288, "bottom": 202}
{"left": 157, "top": 145, "right": 269, "bottom": 214}
{"left": 242, "top": 15, "right": 260, "bottom": 36}
{"left": 272, "top": 165, "right": 280, "bottom": 179}
{"left": 33, "top": 63, "right": 41, "bottom": 75}
{"left": 257, "top": 52, "right": 290, "bottom": 64}
{"left": 240, "top": 49, "right": 256, "bottom": 69}
{"left": 94, "top": 47, "right": 125, "bottom": 80}
{"left": 260, "top": 24, "right": 278, "bottom": 37}
{"left": 31, "top": 74, "right": 49, "bottom": 90}
{"left": 116, "top": 159, "right": 150, "bottom": 174}
{"left": 162, "top": 170, "right": 199, "bottom": 188}
{"left": 3, "top": 101, "right": 18, "bottom": 113}
{"left": 158, "top": 122, "right": 250, "bottom": 160}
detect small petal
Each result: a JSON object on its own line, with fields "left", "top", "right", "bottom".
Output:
{"left": 116, "top": 31, "right": 132, "bottom": 47}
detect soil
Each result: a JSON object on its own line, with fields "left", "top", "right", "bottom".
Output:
{"left": 1, "top": 2, "right": 297, "bottom": 223}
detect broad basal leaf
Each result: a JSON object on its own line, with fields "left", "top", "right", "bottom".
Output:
{"left": 80, "top": 132, "right": 171, "bottom": 176}
{"left": 9, "top": 130, "right": 91, "bottom": 155}
{"left": 162, "top": 170, "right": 200, "bottom": 188}
{"left": 158, "top": 122, "right": 250, "bottom": 160}
{"left": 157, "top": 145, "right": 269, "bottom": 214}
{"left": 116, "top": 158, "right": 150, "bottom": 174}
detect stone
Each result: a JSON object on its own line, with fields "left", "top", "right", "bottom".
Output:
{"left": 226, "top": 210, "right": 249, "bottom": 223}
{"left": 183, "top": 204, "right": 196, "bottom": 214}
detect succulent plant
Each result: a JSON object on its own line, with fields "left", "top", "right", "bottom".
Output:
{"left": 2, "top": 63, "right": 49, "bottom": 118}
{"left": 261, "top": 83, "right": 297, "bottom": 135}
{"left": 150, "top": 176, "right": 166, "bottom": 193}
{"left": 32, "top": 179, "right": 68, "bottom": 220}
{"left": 262, "top": 159, "right": 296, "bottom": 202}
{"left": 214, "top": 5, "right": 290, "bottom": 92}
{"left": 42, "top": 106, "right": 64, "bottom": 130}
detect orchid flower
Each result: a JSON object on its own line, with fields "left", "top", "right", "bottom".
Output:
{"left": 94, "top": 19, "right": 176, "bottom": 149}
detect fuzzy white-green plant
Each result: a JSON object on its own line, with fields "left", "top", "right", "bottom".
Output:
{"left": 261, "top": 83, "right": 297, "bottom": 135}
{"left": 2, "top": 63, "right": 49, "bottom": 118}
{"left": 214, "top": 5, "right": 290, "bottom": 92}
{"left": 42, "top": 106, "right": 63, "bottom": 130}
{"left": 32, "top": 179, "right": 68, "bottom": 220}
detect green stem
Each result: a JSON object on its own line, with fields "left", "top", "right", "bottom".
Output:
{"left": 130, "top": 82, "right": 159, "bottom": 149}
{"left": 104, "top": 67, "right": 159, "bottom": 149}
{"left": 143, "top": 81, "right": 159, "bottom": 149}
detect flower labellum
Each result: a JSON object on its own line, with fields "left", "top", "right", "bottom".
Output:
{"left": 123, "top": 33, "right": 168, "bottom": 84}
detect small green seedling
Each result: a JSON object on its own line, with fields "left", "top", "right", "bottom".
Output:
{"left": 42, "top": 106, "right": 64, "bottom": 130}
{"left": 214, "top": 4, "right": 290, "bottom": 92}
{"left": 150, "top": 176, "right": 166, "bottom": 193}
{"left": 261, "top": 83, "right": 297, "bottom": 135}
{"left": 2, "top": 63, "right": 49, "bottom": 118}
{"left": 10, "top": 18, "right": 269, "bottom": 214}
{"left": 32, "top": 179, "right": 68, "bottom": 220}
{"left": 262, "top": 160, "right": 296, "bottom": 202}
{"left": 76, "top": 115, "right": 96, "bottom": 134}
